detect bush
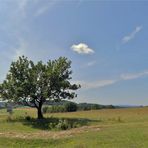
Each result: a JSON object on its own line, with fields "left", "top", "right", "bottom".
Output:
{"left": 42, "top": 106, "right": 49, "bottom": 113}
{"left": 25, "top": 116, "right": 31, "bottom": 121}
{"left": 49, "top": 106, "right": 66, "bottom": 113}
{"left": 64, "top": 102, "right": 77, "bottom": 112}
{"left": 43, "top": 102, "right": 78, "bottom": 113}
{"left": 56, "top": 119, "right": 69, "bottom": 130}
{"left": 43, "top": 105, "right": 66, "bottom": 113}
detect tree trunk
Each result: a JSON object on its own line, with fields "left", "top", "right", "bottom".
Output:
{"left": 37, "top": 103, "right": 43, "bottom": 119}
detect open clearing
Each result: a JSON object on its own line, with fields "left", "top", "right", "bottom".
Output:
{"left": 0, "top": 107, "right": 148, "bottom": 147}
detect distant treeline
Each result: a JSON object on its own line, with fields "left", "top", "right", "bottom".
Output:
{"left": 77, "top": 103, "right": 115, "bottom": 110}
{"left": 0, "top": 100, "right": 115, "bottom": 111}
{"left": 1, "top": 100, "right": 141, "bottom": 113}
{"left": 42, "top": 101, "right": 116, "bottom": 113}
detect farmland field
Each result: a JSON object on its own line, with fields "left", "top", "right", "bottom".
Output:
{"left": 0, "top": 107, "right": 148, "bottom": 148}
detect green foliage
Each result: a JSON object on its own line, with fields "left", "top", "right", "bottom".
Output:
{"left": 77, "top": 103, "right": 115, "bottom": 111}
{"left": 104, "top": 105, "right": 115, "bottom": 109}
{"left": 43, "top": 102, "right": 116, "bottom": 114}
{"left": 64, "top": 102, "right": 77, "bottom": 112}
{"left": 43, "top": 106, "right": 66, "bottom": 113}
{"left": 43, "top": 102, "right": 78, "bottom": 113}
{"left": 25, "top": 115, "right": 31, "bottom": 121}
{"left": 0, "top": 56, "right": 80, "bottom": 119}
{"left": 42, "top": 106, "right": 49, "bottom": 113}
{"left": 91, "top": 104, "right": 103, "bottom": 110}
{"left": 51, "top": 106, "right": 66, "bottom": 113}
{"left": 56, "top": 119, "right": 69, "bottom": 130}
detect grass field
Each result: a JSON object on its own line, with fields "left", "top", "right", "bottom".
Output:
{"left": 0, "top": 107, "right": 148, "bottom": 148}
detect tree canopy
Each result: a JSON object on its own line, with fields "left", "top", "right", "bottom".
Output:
{"left": 0, "top": 56, "right": 80, "bottom": 119}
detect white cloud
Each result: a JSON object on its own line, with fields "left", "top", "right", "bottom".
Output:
{"left": 35, "top": 1, "right": 58, "bottom": 17}
{"left": 35, "top": 5, "right": 50, "bottom": 16}
{"left": 13, "top": 0, "right": 58, "bottom": 18}
{"left": 71, "top": 43, "right": 94, "bottom": 54}
{"left": 74, "top": 79, "right": 117, "bottom": 90}
{"left": 86, "top": 61, "right": 96, "bottom": 67}
{"left": 122, "top": 26, "right": 142, "bottom": 44}
{"left": 120, "top": 71, "right": 148, "bottom": 80}
{"left": 74, "top": 70, "right": 148, "bottom": 90}
{"left": 13, "top": 38, "right": 28, "bottom": 60}
{"left": 17, "top": 0, "right": 29, "bottom": 17}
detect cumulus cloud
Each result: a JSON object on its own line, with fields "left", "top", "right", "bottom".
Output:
{"left": 71, "top": 43, "right": 94, "bottom": 54}
{"left": 122, "top": 26, "right": 142, "bottom": 44}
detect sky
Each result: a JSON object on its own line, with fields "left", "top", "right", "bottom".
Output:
{"left": 0, "top": 0, "right": 148, "bottom": 105}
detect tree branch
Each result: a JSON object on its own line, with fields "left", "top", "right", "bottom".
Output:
{"left": 24, "top": 100, "right": 36, "bottom": 108}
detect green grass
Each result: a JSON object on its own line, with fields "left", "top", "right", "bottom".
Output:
{"left": 0, "top": 107, "right": 148, "bottom": 147}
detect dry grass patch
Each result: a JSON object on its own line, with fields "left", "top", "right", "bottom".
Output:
{"left": 0, "top": 125, "right": 100, "bottom": 139}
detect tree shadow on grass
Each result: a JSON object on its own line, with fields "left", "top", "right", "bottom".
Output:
{"left": 23, "top": 117, "right": 100, "bottom": 130}
{"left": 7, "top": 116, "right": 100, "bottom": 130}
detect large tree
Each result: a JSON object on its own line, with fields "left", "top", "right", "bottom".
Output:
{"left": 0, "top": 56, "right": 80, "bottom": 119}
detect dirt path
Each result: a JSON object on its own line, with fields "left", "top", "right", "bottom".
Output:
{"left": 0, "top": 125, "right": 100, "bottom": 139}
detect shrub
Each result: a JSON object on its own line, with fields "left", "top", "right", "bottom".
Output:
{"left": 49, "top": 106, "right": 66, "bottom": 113}
{"left": 25, "top": 116, "right": 31, "bottom": 121}
{"left": 43, "top": 103, "right": 78, "bottom": 113}
{"left": 64, "top": 102, "right": 77, "bottom": 112}
{"left": 56, "top": 119, "right": 69, "bottom": 130}
{"left": 42, "top": 106, "right": 49, "bottom": 113}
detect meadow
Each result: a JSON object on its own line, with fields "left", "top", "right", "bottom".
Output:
{"left": 0, "top": 107, "right": 148, "bottom": 148}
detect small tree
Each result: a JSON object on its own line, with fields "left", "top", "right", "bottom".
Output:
{"left": 0, "top": 56, "right": 80, "bottom": 119}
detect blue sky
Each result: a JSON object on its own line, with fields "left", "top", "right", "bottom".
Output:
{"left": 0, "top": 0, "right": 148, "bottom": 105}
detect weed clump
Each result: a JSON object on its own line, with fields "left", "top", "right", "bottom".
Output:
{"left": 56, "top": 119, "right": 69, "bottom": 130}
{"left": 117, "top": 116, "right": 122, "bottom": 122}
